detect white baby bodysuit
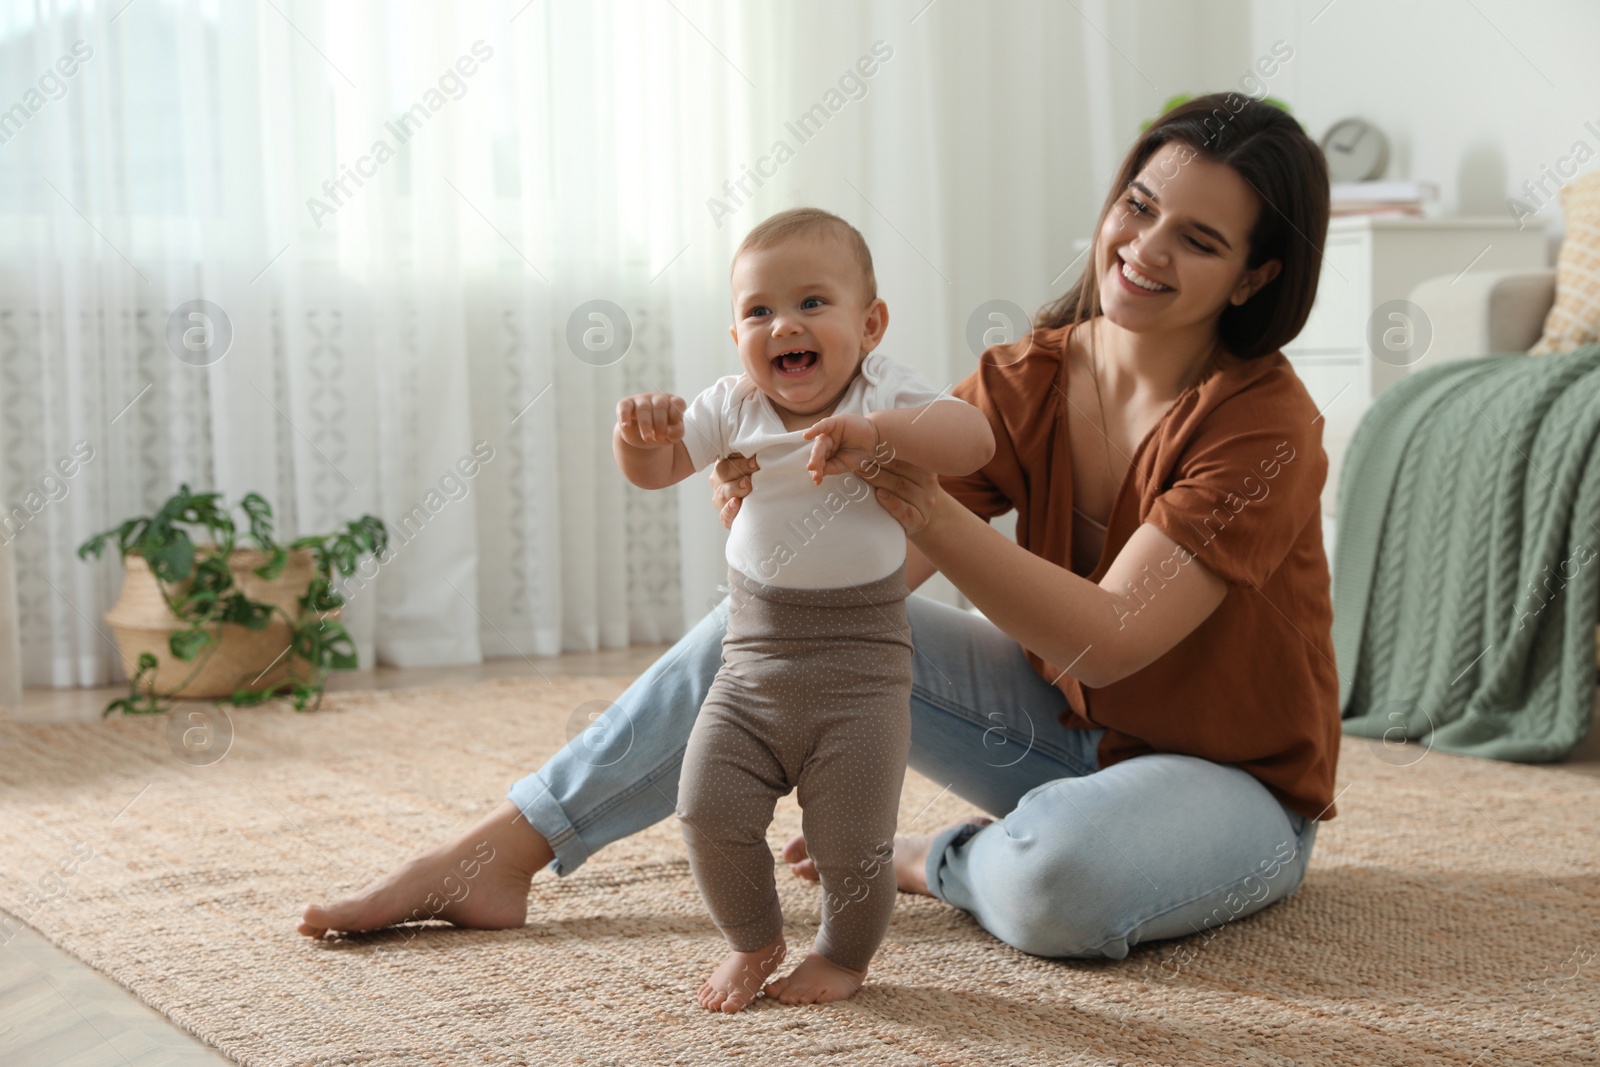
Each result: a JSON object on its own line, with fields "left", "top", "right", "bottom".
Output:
{"left": 679, "top": 351, "right": 967, "bottom": 589}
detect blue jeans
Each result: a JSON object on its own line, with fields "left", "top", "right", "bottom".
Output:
{"left": 508, "top": 593, "right": 1318, "bottom": 960}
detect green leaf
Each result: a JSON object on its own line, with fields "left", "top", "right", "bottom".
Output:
{"left": 80, "top": 518, "right": 144, "bottom": 561}
{"left": 179, "top": 489, "right": 226, "bottom": 525}
{"left": 288, "top": 683, "right": 323, "bottom": 712}
{"left": 152, "top": 484, "right": 192, "bottom": 527}
{"left": 178, "top": 589, "right": 219, "bottom": 617}
{"left": 191, "top": 554, "right": 232, "bottom": 592}
{"left": 77, "top": 531, "right": 109, "bottom": 561}
{"left": 169, "top": 627, "right": 213, "bottom": 662}
{"left": 240, "top": 493, "right": 276, "bottom": 550}
{"left": 116, "top": 519, "right": 149, "bottom": 558}
{"left": 317, "top": 621, "right": 359, "bottom": 670}
{"left": 290, "top": 616, "right": 357, "bottom": 671}
{"left": 300, "top": 577, "right": 343, "bottom": 614}
{"left": 104, "top": 652, "right": 165, "bottom": 716}
{"left": 145, "top": 529, "right": 196, "bottom": 583}
{"left": 359, "top": 515, "right": 389, "bottom": 556}
{"left": 326, "top": 537, "right": 355, "bottom": 578}
{"left": 252, "top": 544, "right": 289, "bottom": 581}
{"left": 219, "top": 594, "right": 274, "bottom": 630}
{"left": 166, "top": 557, "right": 225, "bottom": 627}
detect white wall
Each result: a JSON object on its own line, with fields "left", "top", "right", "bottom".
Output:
{"left": 1248, "top": 0, "right": 1591, "bottom": 261}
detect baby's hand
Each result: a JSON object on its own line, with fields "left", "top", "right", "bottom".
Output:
{"left": 802, "top": 413, "right": 881, "bottom": 485}
{"left": 617, "top": 392, "right": 687, "bottom": 448}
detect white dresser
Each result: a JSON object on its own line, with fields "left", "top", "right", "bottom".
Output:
{"left": 1283, "top": 216, "right": 1548, "bottom": 557}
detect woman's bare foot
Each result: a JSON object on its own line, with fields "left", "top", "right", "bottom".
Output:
{"left": 698, "top": 934, "right": 787, "bottom": 1013}
{"left": 298, "top": 800, "right": 552, "bottom": 938}
{"left": 763, "top": 950, "right": 868, "bottom": 1005}
{"left": 778, "top": 816, "right": 994, "bottom": 896}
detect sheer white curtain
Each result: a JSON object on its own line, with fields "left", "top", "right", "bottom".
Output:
{"left": 0, "top": 0, "right": 1182, "bottom": 689}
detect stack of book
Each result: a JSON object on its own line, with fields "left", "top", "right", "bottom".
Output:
{"left": 1330, "top": 180, "right": 1439, "bottom": 218}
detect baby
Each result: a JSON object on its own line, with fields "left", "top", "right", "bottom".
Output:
{"left": 613, "top": 207, "right": 994, "bottom": 1012}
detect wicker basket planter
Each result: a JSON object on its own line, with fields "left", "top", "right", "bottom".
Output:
{"left": 80, "top": 486, "right": 385, "bottom": 715}
{"left": 104, "top": 547, "right": 335, "bottom": 699}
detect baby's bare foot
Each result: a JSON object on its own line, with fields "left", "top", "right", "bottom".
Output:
{"left": 778, "top": 816, "right": 993, "bottom": 896}
{"left": 763, "top": 950, "right": 868, "bottom": 1005}
{"left": 698, "top": 934, "right": 786, "bottom": 1013}
{"left": 298, "top": 801, "right": 550, "bottom": 938}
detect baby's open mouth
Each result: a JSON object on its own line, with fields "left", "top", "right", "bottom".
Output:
{"left": 772, "top": 350, "right": 819, "bottom": 376}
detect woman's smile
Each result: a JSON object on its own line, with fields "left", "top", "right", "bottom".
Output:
{"left": 1112, "top": 252, "right": 1175, "bottom": 295}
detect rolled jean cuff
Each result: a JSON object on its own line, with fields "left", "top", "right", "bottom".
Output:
{"left": 507, "top": 772, "right": 591, "bottom": 877}
{"left": 923, "top": 820, "right": 984, "bottom": 904}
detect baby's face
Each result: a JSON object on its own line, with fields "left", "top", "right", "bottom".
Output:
{"left": 728, "top": 234, "right": 888, "bottom": 426}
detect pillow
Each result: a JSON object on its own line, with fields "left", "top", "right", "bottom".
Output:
{"left": 1525, "top": 172, "right": 1600, "bottom": 666}
{"left": 1530, "top": 169, "right": 1600, "bottom": 354}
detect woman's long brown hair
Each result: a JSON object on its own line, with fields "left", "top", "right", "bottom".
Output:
{"left": 1037, "top": 92, "right": 1330, "bottom": 362}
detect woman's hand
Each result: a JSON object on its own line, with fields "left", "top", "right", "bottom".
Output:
{"left": 707, "top": 448, "right": 947, "bottom": 536}
{"left": 708, "top": 452, "right": 760, "bottom": 530}
{"left": 862, "top": 456, "right": 946, "bottom": 537}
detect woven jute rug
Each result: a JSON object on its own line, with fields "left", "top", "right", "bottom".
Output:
{"left": 1, "top": 675, "right": 1597, "bottom": 1066}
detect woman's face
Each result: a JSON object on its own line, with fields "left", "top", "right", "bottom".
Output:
{"left": 1094, "top": 140, "right": 1281, "bottom": 336}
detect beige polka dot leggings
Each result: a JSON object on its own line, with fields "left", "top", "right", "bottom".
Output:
{"left": 674, "top": 562, "right": 913, "bottom": 972}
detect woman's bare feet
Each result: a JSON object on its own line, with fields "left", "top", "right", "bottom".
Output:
{"left": 298, "top": 800, "right": 552, "bottom": 938}
{"left": 698, "top": 934, "right": 787, "bottom": 1013}
{"left": 778, "top": 816, "right": 994, "bottom": 896}
{"left": 762, "top": 950, "right": 868, "bottom": 1005}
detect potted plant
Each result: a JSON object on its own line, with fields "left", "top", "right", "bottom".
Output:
{"left": 77, "top": 485, "right": 387, "bottom": 715}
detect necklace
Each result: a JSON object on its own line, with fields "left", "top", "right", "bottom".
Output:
{"left": 1086, "top": 320, "right": 1117, "bottom": 492}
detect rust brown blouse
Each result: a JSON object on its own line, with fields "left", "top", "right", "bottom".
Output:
{"left": 941, "top": 322, "right": 1342, "bottom": 821}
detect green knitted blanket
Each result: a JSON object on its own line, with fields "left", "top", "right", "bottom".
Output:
{"left": 1332, "top": 345, "right": 1600, "bottom": 761}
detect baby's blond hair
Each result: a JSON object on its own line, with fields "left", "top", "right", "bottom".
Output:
{"left": 731, "top": 207, "right": 877, "bottom": 304}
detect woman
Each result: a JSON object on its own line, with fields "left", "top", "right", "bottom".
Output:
{"left": 300, "top": 93, "right": 1340, "bottom": 996}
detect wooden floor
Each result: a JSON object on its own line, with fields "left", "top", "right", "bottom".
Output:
{"left": 3, "top": 647, "right": 1597, "bottom": 1066}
